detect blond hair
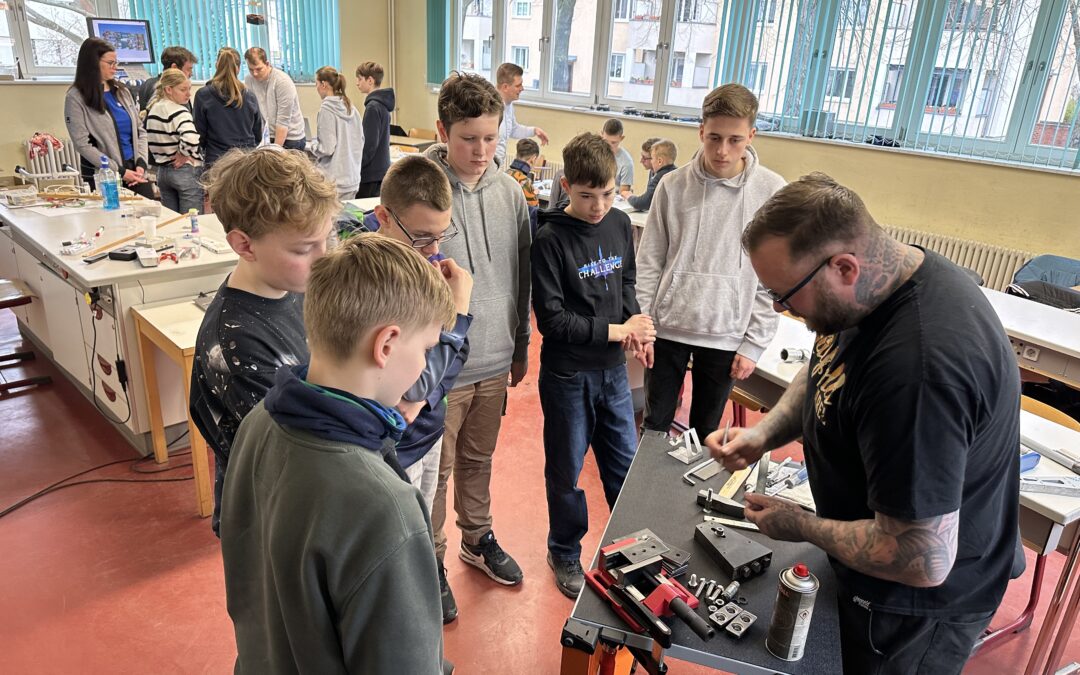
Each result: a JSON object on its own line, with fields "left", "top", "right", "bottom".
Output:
{"left": 380, "top": 155, "right": 452, "bottom": 214}
{"left": 205, "top": 147, "right": 339, "bottom": 238}
{"left": 651, "top": 139, "right": 678, "bottom": 163}
{"left": 209, "top": 47, "right": 246, "bottom": 108}
{"left": 305, "top": 233, "right": 456, "bottom": 362}
{"left": 702, "top": 83, "right": 759, "bottom": 124}
{"left": 147, "top": 68, "right": 188, "bottom": 111}
{"left": 316, "top": 65, "right": 353, "bottom": 114}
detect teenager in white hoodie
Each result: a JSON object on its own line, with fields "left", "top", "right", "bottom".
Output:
{"left": 309, "top": 66, "right": 365, "bottom": 199}
{"left": 635, "top": 84, "right": 784, "bottom": 436}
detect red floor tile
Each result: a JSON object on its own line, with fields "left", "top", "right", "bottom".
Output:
{"left": 0, "top": 309, "right": 1077, "bottom": 674}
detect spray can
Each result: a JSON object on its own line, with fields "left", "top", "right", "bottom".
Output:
{"left": 765, "top": 563, "right": 819, "bottom": 661}
{"left": 188, "top": 208, "right": 200, "bottom": 234}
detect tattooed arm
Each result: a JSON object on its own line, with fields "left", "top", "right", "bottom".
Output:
{"left": 709, "top": 365, "right": 808, "bottom": 470}
{"left": 743, "top": 493, "right": 959, "bottom": 587}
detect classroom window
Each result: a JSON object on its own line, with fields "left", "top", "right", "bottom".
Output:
{"left": 549, "top": 0, "right": 595, "bottom": 96}
{"left": 458, "top": 0, "right": 493, "bottom": 81}
{"left": 609, "top": 53, "right": 625, "bottom": 80}
{"left": 447, "top": 0, "right": 1080, "bottom": 171}
{"left": 511, "top": 45, "right": 529, "bottom": 70}
{"left": 512, "top": 0, "right": 531, "bottom": 18}
{"left": 1, "top": 1, "right": 128, "bottom": 77}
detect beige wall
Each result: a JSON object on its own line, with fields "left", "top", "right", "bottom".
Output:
{"left": 389, "top": 0, "right": 1079, "bottom": 258}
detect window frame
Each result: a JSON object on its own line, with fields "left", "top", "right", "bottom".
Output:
{"left": 511, "top": 44, "right": 530, "bottom": 71}
{"left": 4, "top": 0, "right": 125, "bottom": 78}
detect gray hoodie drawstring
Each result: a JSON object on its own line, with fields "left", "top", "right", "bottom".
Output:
{"left": 478, "top": 190, "right": 493, "bottom": 262}
{"left": 456, "top": 183, "right": 476, "bottom": 272}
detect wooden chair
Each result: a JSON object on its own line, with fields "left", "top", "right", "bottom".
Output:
{"left": 392, "top": 145, "right": 420, "bottom": 154}
{"left": 408, "top": 128, "right": 438, "bottom": 140}
{"left": 1022, "top": 394, "right": 1080, "bottom": 432}
{"left": 0, "top": 279, "right": 52, "bottom": 395}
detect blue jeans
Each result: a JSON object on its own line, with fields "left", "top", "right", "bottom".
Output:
{"left": 283, "top": 137, "right": 306, "bottom": 151}
{"left": 539, "top": 363, "right": 638, "bottom": 561}
{"left": 156, "top": 164, "right": 204, "bottom": 215}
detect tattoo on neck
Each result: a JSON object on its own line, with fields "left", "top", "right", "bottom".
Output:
{"left": 854, "top": 239, "right": 920, "bottom": 309}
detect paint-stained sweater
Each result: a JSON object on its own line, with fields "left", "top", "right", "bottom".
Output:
{"left": 189, "top": 278, "right": 308, "bottom": 467}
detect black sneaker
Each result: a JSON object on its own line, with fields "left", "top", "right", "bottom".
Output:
{"left": 438, "top": 562, "right": 458, "bottom": 624}
{"left": 459, "top": 531, "right": 523, "bottom": 585}
{"left": 547, "top": 552, "right": 585, "bottom": 599}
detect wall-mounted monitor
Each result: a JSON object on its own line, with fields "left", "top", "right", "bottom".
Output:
{"left": 85, "top": 18, "right": 155, "bottom": 65}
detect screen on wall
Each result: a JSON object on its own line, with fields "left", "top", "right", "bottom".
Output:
{"left": 85, "top": 18, "right": 155, "bottom": 64}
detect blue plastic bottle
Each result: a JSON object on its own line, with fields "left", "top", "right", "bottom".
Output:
{"left": 94, "top": 155, "right": 120, "bottom": 210}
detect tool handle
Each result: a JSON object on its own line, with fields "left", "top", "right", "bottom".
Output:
{"left": 669, "top": 597, "right": 714, "bottom": 640}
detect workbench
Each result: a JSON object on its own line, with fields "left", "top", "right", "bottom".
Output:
{"left": 563, "top": 432, "right": 842, "bottom": 675}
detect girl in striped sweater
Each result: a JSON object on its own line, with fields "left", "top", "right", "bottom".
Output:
{"left": 145, "top": 69, "right": 204, "bottom": 214}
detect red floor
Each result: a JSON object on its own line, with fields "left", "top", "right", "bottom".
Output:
{"left": 1, "top": 309, "right": 1077, "bottom": 674}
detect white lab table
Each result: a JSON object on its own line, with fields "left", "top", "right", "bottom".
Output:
{"left": 982, "top": 286, "right": 1080, "bottom": 389}
{"left": 536, "top": 187, "right": 649, "bottom": 228}
{"left": 0, "top": 201, "right": 234, "bottom": 454}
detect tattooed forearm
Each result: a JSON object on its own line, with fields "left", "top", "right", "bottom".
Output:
{"left": 797, "top": 511, "right": 959, "bottom": 587}
{"left": 756, "top": 366, "right": 808, "bottom": 449}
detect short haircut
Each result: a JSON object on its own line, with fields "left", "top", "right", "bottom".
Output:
{"left": 437, "top": 71, "right": 504, "bottom": 132}
{"left": 651, "top": 139, "right": 677, "bottom": 163}
{"left": 562, "top": 133, "right": 617, "bottom": 188}
{"left": 515, "top": 138, "right": 540, "bottom": 160}
{"left": 496, "top": 62, "right": 524, "bottom": 86}
{"left": 702, "top": 83, "right": 759, "bottom": 124}
{"left": 205, "top": 147, "right": 339, "bottom": 239}
{"left": 380, "top": 155, "right": 453, "bottom": 215}
{"left": 602, "top": 118, "right": 624, "bottom": 136}
{"left": 243, "top": 46, "right": 268, "bottom": 65}
{"left": 161, "top": 46, "right": 196, "bottom": 69}
{"left": 304, "top": 233, "right": 456, "bottom": 362}
{"left": 641, "top": 137, "right": 660, "bottom": 152}
{"left": 743, "top": 172, "right": 878, "bottom": 261}
{"left": 355, "top": 61, "right": 384, "bottom": 86}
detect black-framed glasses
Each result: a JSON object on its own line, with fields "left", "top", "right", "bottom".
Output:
{"left": 385, "top": 207, "right": 459, "bottom": 249}
{"left": 766, "top": 253, "right": 850, "bottom": 311}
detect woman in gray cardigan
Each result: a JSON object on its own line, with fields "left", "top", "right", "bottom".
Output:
{"left": 64, "top": 37, "right": 154, "bottom": 199}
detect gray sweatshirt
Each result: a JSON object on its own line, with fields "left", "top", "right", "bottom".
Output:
{"left": 308, "top": 95, "right": 365, "bottom": 195}
{"left": 245, "top": 68, "right": 306, "bottom": 142}
{"left": 636, "top": 146, "right": 785, "bottom": 361}
{"left": 424, "top": 144, "right": 531, "bottom": 386}
{"left": 64, "top": 85, "right": 148, "bottom": 170}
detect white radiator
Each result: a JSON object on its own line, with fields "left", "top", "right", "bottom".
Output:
{"left": 24, "top": 137, "right": 83, "bottom": 187}
{"left": 884, "top": 225, "right": 1033, "bottom": 292}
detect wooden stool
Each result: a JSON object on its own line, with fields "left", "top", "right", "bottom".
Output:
{"left": 0, "top": 279, "right": 52, "bottom": 395}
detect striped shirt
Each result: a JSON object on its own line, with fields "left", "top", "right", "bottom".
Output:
{"left": 145, "top": 99, "right": 202, "bottom": 166}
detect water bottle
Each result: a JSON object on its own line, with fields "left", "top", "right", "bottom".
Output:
{"left": 95, "top": 155, "right": 120, "bottom": 211}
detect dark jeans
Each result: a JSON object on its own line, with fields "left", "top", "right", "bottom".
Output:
{"left": 282, "top": 137, "right": 306, "bottom": 151}
{"left": 837, "top": 593, "right": 993, "bottom": 675}
{"left": 356, "top": 181, "right": 382, "bottom": 198}
{"left": 643, "top": 337, "right": 736, "bottom": 435}
{"left": 155, "top": 164, "right": 204, "bottom": 214}
{"left": 539, "top": 363, "right": 637, "bottom": 561}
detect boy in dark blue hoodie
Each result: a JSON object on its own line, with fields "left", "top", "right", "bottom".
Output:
{"left": 531, "top": 133, "right": 657, "bottom": 598}
{"left": 355, "top": 61, "right": 395, "bottom": 198}
{"left": 220, "top": 233, "right": 456, "bottom": 675}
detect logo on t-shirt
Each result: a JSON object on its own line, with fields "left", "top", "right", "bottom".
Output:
{"left": 578, "top": 246, "right": 623, "bottom": 290}
{"left": 812, "top": 334, "right": 846, "bottom": 424}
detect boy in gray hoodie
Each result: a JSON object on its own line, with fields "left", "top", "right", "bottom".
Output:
{"left": 423, "top": 72, "right": 532, "bottom": 614}
{"left": 635, "top": 84, "right": 784, "bottom": 437}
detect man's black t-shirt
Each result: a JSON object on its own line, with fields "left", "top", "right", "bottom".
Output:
{"left": 189, "top": 278, "right": 308, "bottom": 466}
{"left": 802, "top": 249, "right": 1023, "bottom": 615}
